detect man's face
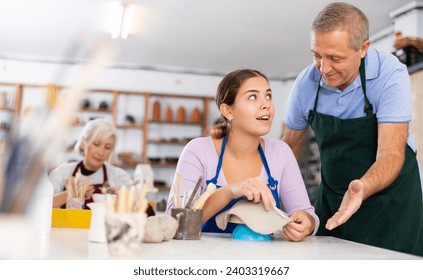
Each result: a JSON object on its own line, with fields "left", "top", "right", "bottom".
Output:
{"left": 311, "top": 30, "right": 368, "bottom": 91}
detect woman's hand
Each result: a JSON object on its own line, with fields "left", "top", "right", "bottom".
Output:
{"left": 228, "top": 177, "right": 276, "bottom": 211}
{"left": 105, "top": 186, "right": 118, "bottom": 194}
{"left": 84, "top": 184, "right": 95, "bottom": 199}
{"left": 282, "top": 210, "right": 315, "bottom": 242}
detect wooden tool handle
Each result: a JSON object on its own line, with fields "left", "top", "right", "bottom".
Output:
{"left": 193, "top": 183, "right": 216, "bottom": 209}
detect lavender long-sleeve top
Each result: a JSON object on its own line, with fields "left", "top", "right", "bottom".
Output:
{"left": 166, "top": 136, "right": 319, "bottom": 235}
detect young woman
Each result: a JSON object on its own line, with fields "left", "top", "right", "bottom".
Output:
{"left": 166, "top": 69, "right": 318, "bottom": 241}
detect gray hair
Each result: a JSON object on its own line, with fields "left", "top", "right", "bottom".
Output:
{"left": 74, "top": 118, "right": 117, "bottom": 156}
{"left": 311, "top": 2, "right": 369, "bottom": 51}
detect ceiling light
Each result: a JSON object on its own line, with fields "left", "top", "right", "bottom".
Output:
{"left": 110, "top": 1, "right": 136, "bottom": 39}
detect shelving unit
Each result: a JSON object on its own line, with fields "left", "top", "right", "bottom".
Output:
{"left": 144, "top": 94, "right": 211, "bottom": 197}
{"left": 298, "top": 127, "right": 320, "bottom": 205}
{"left": 0, "top": 84, "right": 22, "bottom": 143}
{"left": 0, "top": 82, "right": 214, "bottom": 192}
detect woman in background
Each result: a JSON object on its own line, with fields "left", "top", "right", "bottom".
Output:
{"left": 49, "top": 118, "right": 131, "bottom": 209}
{"left": 166, "top": 69, "right": 318, "bottom": 241}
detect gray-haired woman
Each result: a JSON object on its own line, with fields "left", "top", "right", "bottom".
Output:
{"left": 49, "top": 118, "right": 130, "bottom": 208}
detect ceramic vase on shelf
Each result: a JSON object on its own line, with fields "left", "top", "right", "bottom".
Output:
{"left": 152, "top": 101, "right": 161, "bottom": 121}
{"left": 191, "top": 107, "right": 200, "bottom": 123}
{"left": 165, "top": 105, "right": 173, "bottom": 122}
{"left": 177, "top": 106, "right": 186, "bottom": 123}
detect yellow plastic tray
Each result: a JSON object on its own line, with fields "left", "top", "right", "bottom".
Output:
{"left": 51, "top": 209, "right": 91, "bottom": 229}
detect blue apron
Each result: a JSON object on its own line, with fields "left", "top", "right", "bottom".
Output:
{"left": 202, "top": 135, "right": 280, "bottom": 233}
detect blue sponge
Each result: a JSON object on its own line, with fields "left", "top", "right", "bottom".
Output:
{"left": 231, "top": 224, "right": 271, "bottom": 241}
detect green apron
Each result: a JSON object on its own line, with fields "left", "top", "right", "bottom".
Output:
{"left": 309, "top": 59, "right": 423, "bottom": 256}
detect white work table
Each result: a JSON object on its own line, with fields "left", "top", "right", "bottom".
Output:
{"left": 33, "top": 228, "right": 421, "bottom": 260}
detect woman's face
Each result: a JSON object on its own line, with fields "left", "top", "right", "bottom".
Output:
{"left": 83, "top": 135, "right": 115, "bottom": 171}
{"left": 229, "top": 76, "right": 274, "bottom": 137}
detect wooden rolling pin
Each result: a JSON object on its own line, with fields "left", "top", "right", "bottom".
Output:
{"left": 193, "top": 183, "right": 216, "bottom": 209}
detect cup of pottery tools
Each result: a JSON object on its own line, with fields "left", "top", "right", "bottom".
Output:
{"left": 104, "top": 184, "right": 149, "bottom": 256}
{"left": 105, "top": 212, "right": 146, "bottom": 256}
{"left": 65, "top": 174, "right": 90, "bottom": 209}
{"left": 66, "top": 197, "right": 84, "bottom": 209}
{"left": 171, "top": 208, "right": 202, "bottom": 240}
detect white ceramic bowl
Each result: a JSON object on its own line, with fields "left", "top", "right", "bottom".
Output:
{"left": 92, "top": 193, "right": 116, "bottom": 203}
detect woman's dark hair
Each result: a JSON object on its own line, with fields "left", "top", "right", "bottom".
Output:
{"left": 208, "top": 69, "right": 268, "bottom": 138}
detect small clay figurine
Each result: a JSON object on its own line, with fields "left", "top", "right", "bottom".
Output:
{"left": 143, "top": 215, "right": 178, "bottom": 243}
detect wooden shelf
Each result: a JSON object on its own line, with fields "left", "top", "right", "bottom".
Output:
{"left": 148, "top": 162, "right": 178, "bottom": 168}
{"left": 149, "top": 120, "right": 202, "bottom": 126}
{"left": 115, "top": 124, "right": 144, "bottom": 129}
{"left": 79, "top": 108, "right": 112, "bottom": 113}
{"left": 147, "top": 139, "right": 189, "bottom": 145}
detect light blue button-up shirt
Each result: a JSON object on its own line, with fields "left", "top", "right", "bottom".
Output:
{"left": 284, "top": 46, "right": 415, "bottom": 151}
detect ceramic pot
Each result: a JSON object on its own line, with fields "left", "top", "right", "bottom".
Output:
{"left": 177, "top": 106, "right": 186, "bottom": 123}
{"left": 165, "top": 105, "right": 173, "bottom": 122}
{"left": 191, "top": 107, "right": 200, "bottom": 123}
{"left": 152, "top": 101, "right": 161, "bottom": 121}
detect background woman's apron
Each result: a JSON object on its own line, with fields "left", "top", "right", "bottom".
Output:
{"left": 69, "top": 161, "right": 108, "bottom": 208}
{"left": 309, "top": 60, "right": 423, "bottom": 256}
{"left": 202, "top": 135, "right": 280, "bottom": 233}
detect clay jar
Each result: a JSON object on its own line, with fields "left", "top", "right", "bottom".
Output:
{"left": 152, "top": 100, "right": 161, "bottom": 121}
{"left": 191, "top": 107, "right": 200, "bottom": 123}
{"left": 177, "top": 106, "right": 186, "bottom": 123}
{"left": 165, "top": 105, "right": 173, "bottom": 122}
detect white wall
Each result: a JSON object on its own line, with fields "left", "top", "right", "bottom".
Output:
{"left": 0, "top": 58, "right": 292, "bottom": 138}
{"left": 393, "top": 7, "right": 423, "bottom": 38}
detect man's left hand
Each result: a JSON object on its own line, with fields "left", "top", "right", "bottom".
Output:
{"left": 325, "top": 179, "right": 365, "bottom": 230}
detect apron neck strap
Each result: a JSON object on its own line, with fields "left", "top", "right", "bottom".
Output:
{"left": 72, "top": 161, "right": 83, "bottom": 176}
{"left": 102, "top": 164, "right": 108, "bottom": 184}
{"left": 206, "top": 135, "right": 228, "bottom": 185}
{"left": 72, "top": 161, "right": 108, "bottom": 184}
{"left": 313, "top": 77, "right": 322, "bottom": 111}
{"left": 360, "top": 58, "right": 373, "bottom": 115}
{"left": 258, "top": 143, "right": 279, "bottom": 188}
